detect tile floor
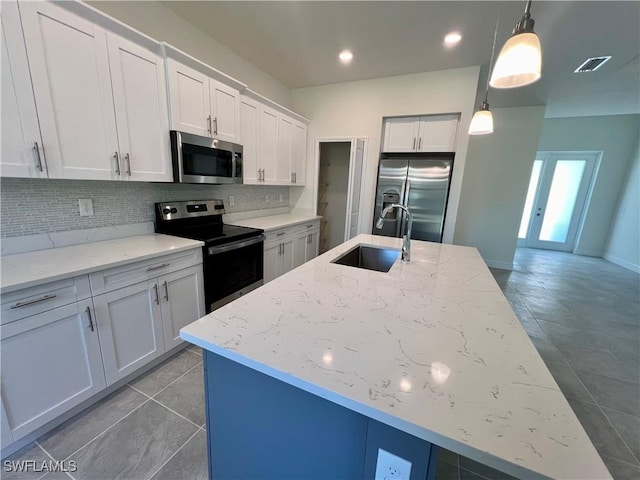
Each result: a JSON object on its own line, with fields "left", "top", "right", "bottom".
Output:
{"left": 5, "top": 248, "right": 639, "bottom": 480}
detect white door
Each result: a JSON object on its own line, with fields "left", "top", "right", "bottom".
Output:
{"left": 19, "top": 1, "right": 119, "bottom": 180}
{"left": 518, "top": 152, "right": 598, "bottom": 252}
{"left": 159, "top": 266, "right": 205, "bottom": 350}
{"left": 210, "top": 80, "right": 240, "bottom": 143}
{"left": 382, "top": 117, "right": 420, "bottom": 153}
{"left": 107, "top": 33, "right": 171, "bottom": 182}
{"left": 240, "top": 96, "right": 259, "bottom": 184}
{"left": 263, "top": 242, "right": 280, "bottom": 283}
{"left": 93, "top": 281, "right": 165, "bottom": 385}
{"left": 417, "top": 114, "right": 459, "bottom": 152}
{"left": 166, "top": 59, "right": 211, "bottom": 137}
{"left": 258, "top": 105, "right": 278, "bottom": 183}
{"left": 277, "top": 115, "right": 293, "bottom": 184}
{"left": 0, "top": 3, "right": 47, "bottom": 178}
{"left": 0, "top": 299, "right": 105, "bottom": 440}
{"left": 345, "top": 139, "right": 366, "bottom": 240}
{"left": 291, "top": 121, "right": 307, "bottom": 184}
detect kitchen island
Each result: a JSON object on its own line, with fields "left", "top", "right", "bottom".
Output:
{"left": 181, "top": 234, "right": 611, "bottom": 480}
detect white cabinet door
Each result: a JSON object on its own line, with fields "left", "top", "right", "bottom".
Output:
{"left": 93, "top": 281, "right": 165, "bottom": 385}
{"left": 258, "top": 105, "right": 279, "bottom": 183}
{"left": 291, "top": 120, "right": 307, "bottom": 185}
{"left": 107, "top": 33, "right": 171, "bottom": 182}
{"left": 0, "top": 2, "right": 46, "bottom": 179}
{"left": 159, "top": 266, "right": 205, "bottom": 350}
{"left": 263, "top": 242, "right": 280, "bottom": 284}
{"left": 0, "top": 299, "right": 106, "bottom": 440}
{"left": 166, "top": 59, "right": 211, "bottom": 137}
{"left": 277, "top": 115, "right": 293, "bottom": 184}
{"left": 417, "top": 114, "right": 458, "bottom": 152}
{"left": 293, "top": 233, "right": 307, "bottom": 269}
{"left": 280, "top": 238, "right": 295, "bottom": 276}
{"left": 210, "top": 80, "right": 240, "bottom": 143}
{"left": 19, "top": 1, "right": 119, "bottom": 180}
{"left": 240, "top": 95, "right": 259, "bottom": 184}
{"left": 382, "top": 117, "right": 420, "bottom": 153}
{"left": 306, "top": 229, "right": 320, "bottom": 262}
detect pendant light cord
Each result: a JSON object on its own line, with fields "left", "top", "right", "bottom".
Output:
{"left": 484, "top": 13, "right": 500, "bottom": 104}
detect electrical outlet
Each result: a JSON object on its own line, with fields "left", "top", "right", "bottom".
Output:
{"left": 229, "top": 195, "right": 235, "bottom": 207}
{"left": 265, "top": 195, "right": 270, "bottom": 204}
{"left": 279, "top": 193, "right": 283, "bottom": 203}
{"left": 374, "top": 449, "right": 412, "bottom": 480}
{"left": 78, "top": 198, "right": 94, "bottom": 217}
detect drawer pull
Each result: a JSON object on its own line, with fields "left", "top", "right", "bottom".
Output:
{"left": 10, "top": 294, "right": 57, "bottom": 309}
{"left": 86, "top": 306, "right": 94, "bottom": 332}
{"left": 306, "top": 224, "right": 314, "bottom": 228}
{"left": 147, "top": 263, "right": 170, "bottom": 271}
{"left": 163, "top": 281, "right": 169, "bottom": 301}
{"left": 276, "top": 232, "right": 285, "bottom": 236}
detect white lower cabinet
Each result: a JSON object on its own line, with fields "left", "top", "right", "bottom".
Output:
{"left": 264, "top": 221, "right": 320, "bottom": 283}
{"left": 0, "top": 298, "right": 106, "bottom": 441}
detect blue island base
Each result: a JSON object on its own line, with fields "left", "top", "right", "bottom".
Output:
{"left": 204, "top": 351, "right": 439, "bottom": 479}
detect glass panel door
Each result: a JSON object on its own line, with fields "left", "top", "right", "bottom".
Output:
{"left": 519, "top": 152, "right": 598, "bottom": 252}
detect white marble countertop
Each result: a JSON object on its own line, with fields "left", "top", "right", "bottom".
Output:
{"left": 1, "top": 234, "right": 203, "bottom": 294}
{"left": 228, "top": 212, "right": 322, "bottom": 232}
{"left": 181, "top": 234, "right": 611, "bottom": 480}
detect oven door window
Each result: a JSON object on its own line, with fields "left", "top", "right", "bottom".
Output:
{"left": 182, "top": 143, "right": 233, "bottom": 177}
{"left": 204, "top": 241, "right": 264, "bottom": 309}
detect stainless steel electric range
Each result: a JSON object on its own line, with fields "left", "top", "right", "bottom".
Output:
{"left": 155, "top": 199, "right": 265, "bottom": 313}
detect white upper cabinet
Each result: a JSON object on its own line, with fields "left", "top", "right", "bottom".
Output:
{"left": 19, "top": 1, "right": 119, "bottom": 180}
{"left": 107, "top": 34, "right": 171, "bottom": 182}
{"left": 382, "top": 115, "right": 459, "bottom": 153}
{"left": 166, "top": 58, "right": 241, "bottom": 143}
{"left": 277, "top": 115, "right": 293, "bottom": 184}
{"left": 291, "top": 120, "right": 307, "bottom": 185}
{"left": 17, "top": 1, "right": 171, "bottom": 182}
{"left": 240, "top": 95, "right": 259, "bottom": 184}
{"left": 258, "top": 104, "right": 279, "bottom": 184}
{"left": 0, "top": 2, "right": 47, "bottom": 179}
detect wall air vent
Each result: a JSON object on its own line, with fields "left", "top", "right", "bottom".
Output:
{"left": 574, "top": 56, "right": 612, "bottom": 73}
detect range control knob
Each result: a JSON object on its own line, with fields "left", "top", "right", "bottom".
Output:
{"left": 170, "top": 208, "right": 178, "bottom": 214}
{"left": 162, "top": 208, "right": 171, "bottom": 215}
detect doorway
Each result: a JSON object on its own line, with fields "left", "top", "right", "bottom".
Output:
{"left": 518, "top": 151, "right": 599, "bottom": 252}
{"left": 316, "top": 139, "right": 367, "bottom": 254}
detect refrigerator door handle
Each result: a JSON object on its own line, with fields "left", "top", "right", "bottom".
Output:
{"left": 400, "top": 178, "right": 411, "bottom": 239}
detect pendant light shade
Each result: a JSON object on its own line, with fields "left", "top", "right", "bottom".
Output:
{"left": 490, "top": 0, "right": 542, "bottom": 89}
{"left": 468, "top": 101, "right": 494, "bottom": 135}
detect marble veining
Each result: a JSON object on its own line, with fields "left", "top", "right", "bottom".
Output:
{"left": 228, "top": 212, "right": 322, "bottom": 231}
{"left": 1, "top": 234, "right": 203, "bottom": 294}
{"left": 181, "top": 234, "right": 611, "bottom": 480}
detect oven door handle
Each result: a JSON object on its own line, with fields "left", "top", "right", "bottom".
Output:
{"left": 207, "top": 234, "right": 265, "bottom": 255}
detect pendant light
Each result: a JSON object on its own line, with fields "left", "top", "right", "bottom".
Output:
{"left": 490, "top": 0, "right": 541, "bottom": 89}
{"left": 469, "top": 15, "right": 499, "bottom": 136}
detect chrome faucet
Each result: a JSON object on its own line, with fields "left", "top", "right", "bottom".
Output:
{"left": 376, "top": 204, "right": 413, "bottom": 262}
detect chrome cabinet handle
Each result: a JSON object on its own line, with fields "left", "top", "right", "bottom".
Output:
{"left": 86, "top": 306, "right": 94, "bottom": 332}
{"left": 291, "top": 172, "right": 294, "bottom": 183}
{"left": 418, "top": 137, "right": 422, "bottom": 150}
{"left": 262, "top": 169, "right": 265, "bottom": 181}
{"left": 276, "top": 232, "right": 285, "bottom": 236}
{"left": 306, "top": 224, "right": 314, "bottom": 228}
{"left": 412, "top": 137, "right": 416, "bottom": 150}
{"left": 147, "top": 263, "right": 170, "bottom": 271}
{"left": 294, "top": 172, "right": 297, "bottom": 183}
{"left": 10, "top": 294, "right": 56, "bottom": 309}
{"left": 213, "top": 117, "right": 218, "bottom": 136}
{"left": 33, "top": 142, "right": 44, "bottom": 172}
{"left": 163, "top": 281, "right": 169, "bottom": 301}
{"left": 113, "top": 151, "right": 121, "bottom": 175}
{"left": 153, "top": 284, "right": 160, "bottom": 305}
{"left": 207, "top": 115, "right": 212, "bottom": 136}
{"left": 124, "top": 153, "right": 131, "bottom": 176}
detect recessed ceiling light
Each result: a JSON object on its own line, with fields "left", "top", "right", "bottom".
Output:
{"left": 444, "top": 32, "right": 462, "bottom": 47}
{"left": 339, "top": 50, "right": 353, "bottom": 64}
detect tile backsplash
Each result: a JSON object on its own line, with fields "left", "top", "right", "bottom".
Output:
{"left": 0, "top": 178, "right": 289, "bottom": 238}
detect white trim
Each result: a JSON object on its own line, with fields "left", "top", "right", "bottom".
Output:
{"left": 572, "top": 248, "right": 602, "bottom": 257}
{"left": 603, "top": 253, "right": 640, "bottom": 274}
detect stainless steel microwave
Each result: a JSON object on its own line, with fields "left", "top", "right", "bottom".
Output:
{"left": 170, "top": 130, "right": 243, "bottom": 184}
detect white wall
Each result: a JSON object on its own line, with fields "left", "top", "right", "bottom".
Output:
{"left": 537, "top": 114, "right": 640, "bottom": 257}
{"left": 454, "top": 107, "right": 546, "bottom": 270}
{"left": 88, "top": 1, "right": 291, "bottom": 107}
{"left": 290, "top": 67, "right": 480, "bottom": 243}
{"left": 604, "top": 142, "right": 640, "bottom": 272}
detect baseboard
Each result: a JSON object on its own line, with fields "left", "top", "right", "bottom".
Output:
{"left": 484, "top": 260, "right": 514, "bottom": 271}
{"left": 572, "top": 248, "right": 602, "bottom": 257}
{"left": 603, "top": 253, "right": 640, "bottom": 273}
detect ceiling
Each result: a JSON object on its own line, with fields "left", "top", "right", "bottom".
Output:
{"left": 161, "top": 1, "right": 640, "bottom": 118}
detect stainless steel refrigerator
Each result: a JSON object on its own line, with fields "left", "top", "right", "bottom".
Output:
{"left": 372, "top": 153, "right": 454, "bottom": 243}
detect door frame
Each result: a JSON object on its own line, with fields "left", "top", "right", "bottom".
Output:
{"left": 314, "top": 137, "right": 369, "bottom": 239}
{"left": 519, "top": 151, "right": 601, "bottom": 252}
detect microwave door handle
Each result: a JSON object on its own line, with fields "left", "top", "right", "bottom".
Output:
{"left": 232, "top": 154, "right": 237, "bottom": 179}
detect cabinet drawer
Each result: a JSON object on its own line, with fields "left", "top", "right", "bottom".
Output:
{"left": 90, "top": 248, "right": 203, "bottom": 295}
{"left": 1, "top": 276, "right": 91, "bottom": 325}
{"left": 264, "top": 227, "right": 293, "bottom": 246}
{"left": 292, "top": 221, "right": 320, "bottom": 236}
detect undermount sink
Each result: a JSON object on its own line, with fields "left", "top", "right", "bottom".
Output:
{"left": 331, "top": 244, "right": 401, "bottom": 273}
